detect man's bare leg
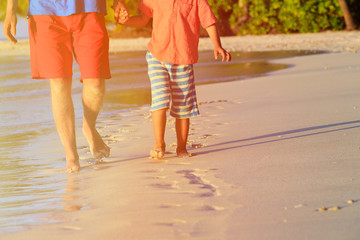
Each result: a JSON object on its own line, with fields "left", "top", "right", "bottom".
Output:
{"left": 50, "top": 78, "right": 80, "bottom": 172}
{"left": 82, "top": 78, "right": 110, "bottom": 160}
{"left": 176, "top": 118, "right": 192, "bottom": 157}
{"left": 150, "top": 108, "right": 167, "bottom": 158}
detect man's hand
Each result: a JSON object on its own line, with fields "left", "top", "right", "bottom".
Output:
{"left": 2, "top": 11, "right": 18, "bottom": 43}
{"left": 112, "top": 0, "right": 129, "bottom": 24}
{"left": 214, "top": 47, "right": 231, "bottom": 62}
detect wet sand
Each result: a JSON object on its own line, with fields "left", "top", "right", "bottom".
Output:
{"left": 2, "top": 32, "right": 360, "bottom": 239}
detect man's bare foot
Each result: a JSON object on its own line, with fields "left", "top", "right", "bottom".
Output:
{"left": 83, "top": 127, "right": 110, "bottom": 160}
{"left": 176, "top": 148, "right": 193, "bottom": 158}
{"left": 66, "top": 159, "right": 80, "bottom": 173}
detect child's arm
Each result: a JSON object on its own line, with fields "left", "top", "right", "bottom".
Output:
{"left": 117, "top": 12, "right": 151, "bottom": 27}
{"left": 3, "top": 0, "right": 18, "bottom": 43}
{"left": 205, "top": 24, "right": 231, "bottom": 62}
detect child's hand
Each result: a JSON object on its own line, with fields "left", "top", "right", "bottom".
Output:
{"left": 112, "top": 0, "right": 128, "bottom": 24}
{"left": 214, "top": 47, "right": 231, "bottom": 62}
{"left": 117, "top": 9, "right": 129, "bottom": 24}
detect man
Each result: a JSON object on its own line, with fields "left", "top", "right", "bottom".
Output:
{"left": 2, "top": 0, "right": 127, "bottom": 172}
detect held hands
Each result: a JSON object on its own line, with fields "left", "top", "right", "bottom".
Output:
{"left": 112, "top": 0, "right": 129, "bottom": 24}
{"left": 214, "top": 47, "right": 231, "bottom": 62}
{"left": 2, "top": 11, "right": 18, "bottom": 44}
{"left": 117, "top": 9, "right": 129, "bottom": 24}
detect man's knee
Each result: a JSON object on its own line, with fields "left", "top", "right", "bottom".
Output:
{"left": 83, "top": 78, "right": 106, "bottom": 97}
{"left": 83, "top": 78, "right": 105, "bottom": 89}
{"left": 50, "top": 78, "right": 72, "bottom": 94}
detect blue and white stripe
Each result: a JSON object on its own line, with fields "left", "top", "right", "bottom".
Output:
{"left": 146, "top": 51, "right": 199, "bottom": 118}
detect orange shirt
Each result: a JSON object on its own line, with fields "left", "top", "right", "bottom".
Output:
{"left": 139, "top": 0, "right": 217, "bottom": 65}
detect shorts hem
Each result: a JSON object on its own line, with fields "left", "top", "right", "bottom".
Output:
{"left": 150, "top": 106, "right": 170, "bottom": 112}
{"left": 170, "top": 111, "right": 200, "bottom": 119}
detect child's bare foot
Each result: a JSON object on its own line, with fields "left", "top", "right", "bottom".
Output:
{"left": 83, "top": 127, "right": 110, "bottom": 160}
{"left": 66, "top": 159, "right": 80, "bottom": 173}
{"left": 176, "top": 148, "right": 193, "bottom": 158}
{"left": 150, "top": 145, "right": 166, "bottom": 159}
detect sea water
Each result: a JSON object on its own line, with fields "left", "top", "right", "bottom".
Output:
{"left": 0, "top": 49, "right": 322, "bottom": 234}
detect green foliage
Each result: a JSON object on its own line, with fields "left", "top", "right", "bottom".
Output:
{"left": 347, "top": 0, "right": 360, "bottom": 25}
{"left": 0, "top": 0, "right": 358, "bottom": 35}
{"left": 209, "top": 0, "right": 345, "bottom": 35}
{"left": 0, "top": 1, "right": 7, "bottom": 20}
{"left": 0, "top": 0, "right": 28, "bottom": 20}
{"left": 207, "top": 0, "right": 241, "bottom": 35}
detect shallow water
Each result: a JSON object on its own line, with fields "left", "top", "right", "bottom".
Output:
{"left": 0, "top": 49, "right": 322, "bottom": 234}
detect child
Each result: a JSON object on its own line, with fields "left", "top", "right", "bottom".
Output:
{"left": 118, "top": 0, "right": 231, "bottom": 158}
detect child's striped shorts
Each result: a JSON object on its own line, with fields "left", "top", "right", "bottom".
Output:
{"left": 146, "top": 51, "right": 200, "bottom": 119}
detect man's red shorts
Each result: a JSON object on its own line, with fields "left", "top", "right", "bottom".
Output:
{"left": 28, "top": 13, "right": 111, "bottom": 80}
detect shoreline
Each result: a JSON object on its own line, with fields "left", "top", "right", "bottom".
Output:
{"left": 2, "top": 32, "right": 360, "bottom": 239}
{"left": 1, "top": 31, "right": 360, "bottom": 57}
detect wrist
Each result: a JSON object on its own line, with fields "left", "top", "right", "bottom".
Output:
{"left": 6, "top": 6, "right": 17, "bottom": 14}
{"left": 213, "top": 43, "right": 222, "bottom": 49}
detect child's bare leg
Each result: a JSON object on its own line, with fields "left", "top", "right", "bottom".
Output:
{"left": 82, "top": 78, "right": 110, "bottom": 160}
{"left": 151, "top": 108, "right": 167, "bottom": 158}
{"left": 50, "top": 78, "right": 80, "bottom": 172}
{"left": 176, "top": 118, "right": 191, "bottom": 157}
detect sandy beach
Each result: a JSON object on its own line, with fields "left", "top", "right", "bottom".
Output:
{"left": 2, "top": 30, "right": 360, "bottom": 56}
{"left": 2, "top": 31, "right": 360, "bottom": 239}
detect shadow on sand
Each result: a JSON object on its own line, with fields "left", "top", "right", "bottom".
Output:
{"left": 195, "top": 120, "right": 360, "bottom": 155}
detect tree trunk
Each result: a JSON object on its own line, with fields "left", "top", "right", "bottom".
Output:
{"left": 338, "top": 0, "right": 356, "bottom": 30}
{"left": 233, "top": 0, "right": 249, "bottom": 33}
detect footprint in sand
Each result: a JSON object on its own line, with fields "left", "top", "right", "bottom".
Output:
{"left": 198, "top": 99, "right": 228, "bottom": 106}
{"left": 140, "top": 168, "right": 164, "bottom": 173}
{"left": 198, "top": 192, "right": 216, "bottom": 197}
{"left": 151, "top": 181, "right": 180, "bottom": 190}
{"left": 106, "top": 140, "right": 117, "bottom": 144}
{"left": 147, "top": 175, "right": 167, "bottom": 179}
{"left": 108, "top": 115, "right": 122, "bottom": 121}
{"left": 198, "top": 205, "right": 225, "bottom": 211}
{"left": 118, "top": 128, "right": 134, "bottom": 133}
{"left": 189, "top": 142, "right": 206, "bottom": 149}
{"left": 197, "top": 133, "right": 218, "bottom": 140}
{"left": 176, "top": 169, "right": 219, "bottom": 197}
{"left": 159, "top": 203, "right": 182, "bottom": 209}
{"left": 120, "top": 124, "right": 135, "bottom": 128}
{"left": 215, "top": 122, "right": 230, "bottom": 126}
{"left": 63, "top": 204, "right": 83, "bottom": 212}
{"left": 60, "top": 226, "right": 82, "bottom": 231}
{"left": 155, "top": 219, "right": 187, "bottom": 227}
